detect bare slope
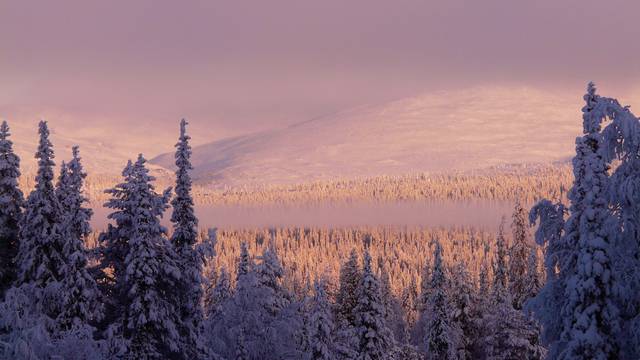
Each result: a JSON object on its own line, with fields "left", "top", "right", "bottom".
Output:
{"left": 151, "top": 86, "right": 581, "bottom": 187}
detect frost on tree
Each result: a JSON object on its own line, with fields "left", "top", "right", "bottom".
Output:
{"left": 0, "top": 121, "right": 23, "bottom": 299}
{"left": 529, "top": 83, "right": 630, "bottom": 359}
{"left": 423, "top": 240, "right": 461, "bottom": 359}
{"left": 206, "top": 243, "right": 301, "bottom": 360}
{"left": 556, "top": 83, "right": 621, "bottom": 360}
{"left": 335, "top": 249, "right": 361, "bottom": 328}
{"left": 509, "top": 200, "right": 532, "bottom": 310}
{"left": 449, "top": 261, "right": 480, "bottom": 359}
{"left": 353, "top": 251, "right": 395, "bottom": 359}
{"left": 170, "top": 119, "right": 205, "bottom": 358}
{"left": 306, "top": 279, "right": 338, "bottom": 360}
{"left": 55, "top": 147, "right": 102, "bottom": 329}
{"left": 492, "top": 218, "right": 510, "bottom": 305}
{"left": 15, "top": 121, "right": 66, "bottom": 300}
{"left": 100, "top": 155, "right": 182, "bottom": 359}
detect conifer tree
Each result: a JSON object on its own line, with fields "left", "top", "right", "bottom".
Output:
{"left": 336, "top": 249, "right": 361, "bottom": 326}
{"left": 400, "top": 279, "right": 419, "bottom": 338}
{"left": 378, "top": 257, "right": 405, "bottom": 342}
{"left": 237, "top": 242, "right": 251, "bottom": 281}
{"left": 509, "top": 200, "right": 531, "bottom": 309}
{"left": 102, "top": 155, "right": 181, "bottom": 359}
{"left": 528, "top": 199, "right": 566, "bottom": 348}
{"left": 418, "top": 260, "right": 432, "bottom": 312}
{"left": 307, "top": 280, "right": 337, "bottom": 360}
{"left": 492, "top": 218, "right": 509, "bottom": 305}
{"left": 354, "top": 251, "right": 395, "bottom": 359}
{"left": 524, "top": 248, "right": 541, "bottom": 302}
{"left": 170, "top": 119, "right": 204, "bottom": 358}
{"left": 424, "top": 241, "right": 461, "bottom": 359}
{"left": 478, "top": 242, "right": 491, "bottom": 306}
{"left": 55, "top": 147, "right": 102, "bottom": 328}
{"left": 16, "top": 121, "right": 65, "bottom": 291}
{"left": 0, "top": 121, "right": 23, "bottom": 298}
{"left": 205, "top": 267, "right": 231, "bottom": 319}
{"left": 482, "top": 304, "right": 546, "bottom": 360}
{"left": 256, "top": 246, "right": 289, "bottom": 315}
{"left": 556, "top": 82, "right": 620, "bottom": 359}
{"left": 449, "top": 262, "right": 479, "bottom": 359}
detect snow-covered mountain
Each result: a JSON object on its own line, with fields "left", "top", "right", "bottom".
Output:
{"left": 151, "top": 87, "right": 583, "bottom": 187}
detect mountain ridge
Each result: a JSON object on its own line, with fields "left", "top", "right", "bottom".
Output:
{"left": 150, "top": 86, "right": 583, "bottom": 187}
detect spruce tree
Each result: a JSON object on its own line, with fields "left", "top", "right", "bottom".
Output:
{"left": 524, "top": 248, "right": 542, "bottom": 302}
{"left": 557, "top": 82, "right": 620, "bottom": 360}
{"left": 256, "top": 246, "right": 289, "bottom": 315}
{"left": 485, "top": 221, "right": 546, "bottom": 359}
{"left": 205, "top": 267, "right": 231, "bottom": 319}
{"left": 353, "top": 251, "right": 395, "bottom": 359}
{"left": 449, "top": 262, "right": 479, "bottom": 359}
{"left": 55, "top": 147, "right": 102, "bottom": 328}
{"left": 482, "top": 303, "right": 546, "bottom": 360}
{"left": 509, "top": 200, "right": 531, "bottom": 309}
{"left": 423, "top": 241, "right": 461, "bottom": 360}
{"left": 492, "top": 218, "right": 510, "bottom": 305}
{"left": 16, "top": 121, "right": 65, "bottom": 291}
{"left": 170, "top": 119, "right": 203, "bottom": 358}
{"left": 478, "top": 242, "right": 491, "bottom": 306}
{"left": 336, "top": 249, "right": 361, "bottom": 327}
{"left": 0, "top": 121, "right": 23, "bottom": 299}
{"left": 527, "top": 199, "right": 566, "bottom": 348}
{"left": 102, "top": 155, "right": 181, "bottom": 359}
{"left": 237, "top": 242, "right": 251, "bottom": 281}
{"left": 96, "top": 160, "right": 137, "bottom": 326}
{"left": 307, "top": 280, "right": 338, "bottom": 360}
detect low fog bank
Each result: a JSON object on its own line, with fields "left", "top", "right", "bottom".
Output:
{"left": 92, "top": 200, "right": 513, "bottom": 230}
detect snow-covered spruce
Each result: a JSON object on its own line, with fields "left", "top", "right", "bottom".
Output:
{"left": 557, "top": 83, "right": 621, "bottom": 360}
{"left": 492, "top": 218, "right": 510, "bottom": 305}
{"left": 423, "top": 240, "right": 461, "bottom": 359}
{"left": 55, "top": 147, "right": 102, "bottom": 329}
{"left": 335, "top": 249, "right": 361, "bottom": 328}
{"left": 306, "top": 279, "right": 338, "bottom": 360}
{"left": 170, "top": 119, "right": 206, "bottom": 358}
{"left": 353, "top": 251, "right": 395, "bottom": 359}
{"left": 0, "top": 121, "right": 23, "bottom": 299}
{"left": 15, "top": 121, "right": 67, "bottom": 311}
{"left": 509, "top": 200, "right": 532, "bottom": 310}
{"left": 101, "top": 155, "right": 183, "bottom": 358}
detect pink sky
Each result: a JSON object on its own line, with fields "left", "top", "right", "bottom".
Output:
{"left": 2, "top": 0, "right": 640, "bottom": 139}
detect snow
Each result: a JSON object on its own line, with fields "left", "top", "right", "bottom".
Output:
{"left": 151, "top": 87, "right": 583, "bottom": 187}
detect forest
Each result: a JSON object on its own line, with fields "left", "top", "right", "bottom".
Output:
{"left": 0, "top": 83, "right": 639, "bottom": 359}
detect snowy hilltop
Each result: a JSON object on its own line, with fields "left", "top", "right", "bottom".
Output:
{"left": 151, "top": 86, "right": 582, "bottom": 186}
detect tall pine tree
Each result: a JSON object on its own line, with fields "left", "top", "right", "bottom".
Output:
{"left": 170, "top": 119, "right": 204, "bottom": 358}
{"left": 16, "top": 121, "right": 65, "bottom": 292}
{"left": 102, "top": 155, "right": 182, "bottom": 359}
{"left": 557, "top": 83, "right": 620, "bottom": 360}
{"left": 509, "top": 200, "right": 531, "bottom": 309}
{"left": 353, "top": 251, "right": 395, "bottom": 359}
{"left": 307, "top": 279, "right": 338, "bottom": 360}
{"left": 55, "top": 147, "right": 102, "bottom": 328}
{"left": 0, "top": 121, "right": 23, "bottom": 299}
{"left": 336, "top": 249, "right": 361, "bottom": 328}
{"left": 423, "top": 240, "right": 461, "bottom": 359}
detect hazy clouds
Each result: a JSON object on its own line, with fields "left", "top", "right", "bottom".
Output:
{"left": 2, "top": 0, "right": 640, "bottom": 139}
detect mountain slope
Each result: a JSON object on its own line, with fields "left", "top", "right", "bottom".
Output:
{"left": 150, "top": 86, "right": 583, "bottom": 187}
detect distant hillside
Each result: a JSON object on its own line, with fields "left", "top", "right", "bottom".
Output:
{"left": 151, "top": 86, "right": 582, "bottom": 187}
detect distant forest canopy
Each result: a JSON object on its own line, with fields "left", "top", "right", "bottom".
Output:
{"left": 19, "top": 162, "right": 572, "bottom": 207}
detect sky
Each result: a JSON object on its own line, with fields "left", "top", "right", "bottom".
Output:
{"left": 2, "top": 0, "right": 640, "bottom": 143}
